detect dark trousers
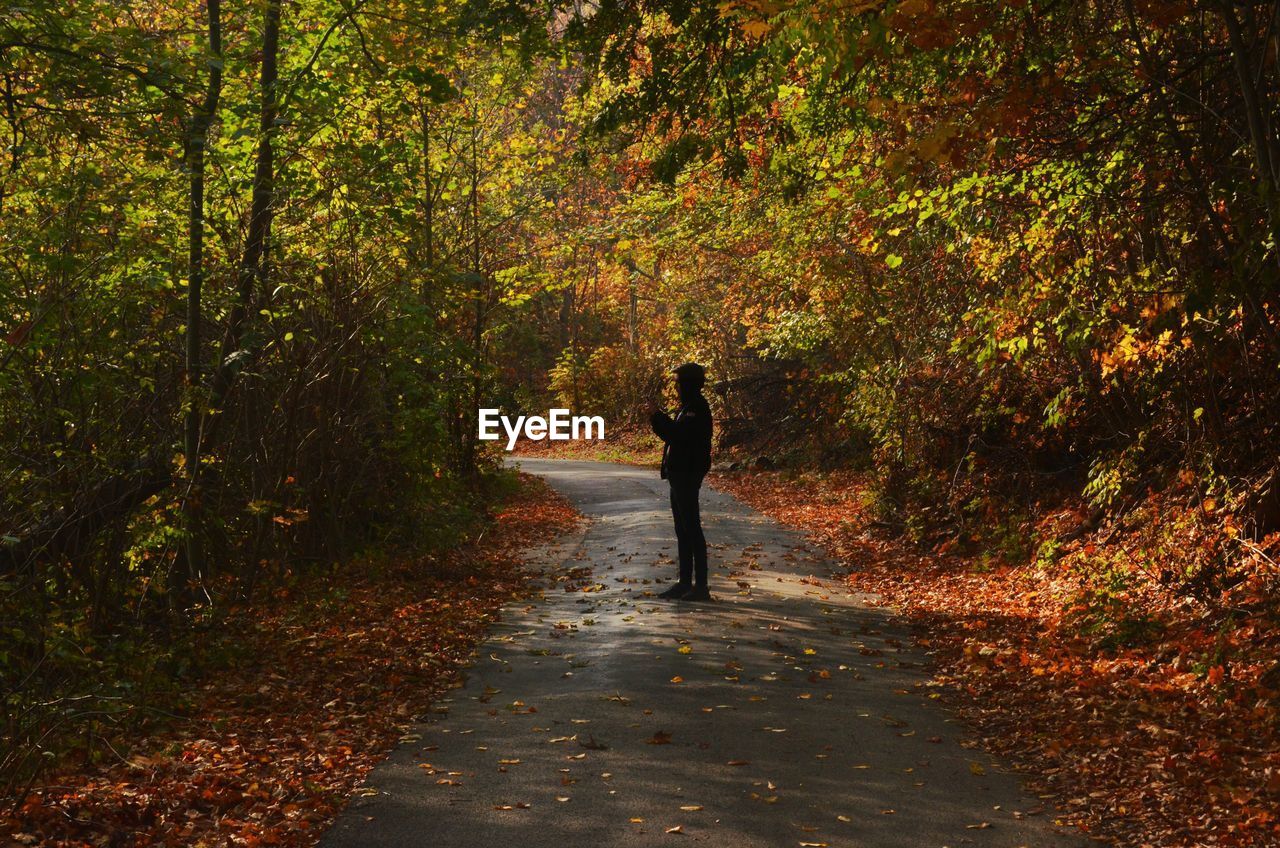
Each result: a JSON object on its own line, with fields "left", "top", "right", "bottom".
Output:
{"left": 669, "top": 474, "right": 708, "bottom": 588}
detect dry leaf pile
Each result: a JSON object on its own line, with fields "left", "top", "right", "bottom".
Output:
{"left": 714, "top": 469, "right": 1280, "bottom": 847}
{"left": 4, "top": 475, "right": 581, "bottom": 848}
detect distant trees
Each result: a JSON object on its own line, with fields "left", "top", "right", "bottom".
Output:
{"left": 0, "top": 0, "right": 567, "bottom": 786}
{"left": 550, "top": 0, "right": 1280, "bottom": 542}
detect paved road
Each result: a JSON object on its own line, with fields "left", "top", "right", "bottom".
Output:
{"left": 321, "top": 459, "right": 1085, "bottom": 848}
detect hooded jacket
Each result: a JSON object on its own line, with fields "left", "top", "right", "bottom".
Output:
{"left": 650, "top": 393, "right": 713, "bottom": 479}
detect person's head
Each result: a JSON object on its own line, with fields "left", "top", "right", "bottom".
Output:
{"left": 673, "top": 362, "right": 706, "bottom": 403}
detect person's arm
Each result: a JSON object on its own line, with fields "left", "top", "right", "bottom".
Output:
{"left": 650, "top": 409, "right": 675, "bottom": 442}
{"left": 651, "top": 408, "right": 704, "bottom": 446}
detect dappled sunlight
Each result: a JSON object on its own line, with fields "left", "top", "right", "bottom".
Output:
{"left": 322, "top": 461, "right": 1083, "bottom": 847}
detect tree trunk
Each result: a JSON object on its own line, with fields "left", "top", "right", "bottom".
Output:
{"left": 1217, "top": 0, "right": 1280, "bottom": 349}
{"left": 420, "top": 98, "right": 435, "bottom": 289}
{"left": 203, "top": 0, "right": 282, "bottom": 440}
{"left": 462, "top": 114, "right": 482, "bottom": 478}
{"left": 182, "top": 0, "right": 224, "bottom": 588}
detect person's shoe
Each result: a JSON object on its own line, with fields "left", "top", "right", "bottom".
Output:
{"left": 658, "top": 583, "right": 693, "bottom": 599}
{"left": 680, "top": 586, "right": 712, "bottom": 602}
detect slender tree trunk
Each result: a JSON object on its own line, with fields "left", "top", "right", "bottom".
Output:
{"left": 1126, "top": 0, "right": 1280, "bottom": 357}
{"left": 470, "top": 119, "right": 481, "bottom": 276}
{"left": 420, "top": 99, "right": 435, "bottom": 283}
{"left": 1219, "top": 1, "right": 1278, "bottom": 197}
{"left": 205, "top": 0, "right": 282, "bottom": 428}
{"left": 182, "top": 0, "right": 224, "bottom": 587}
{"left": 627, "top": 263, "right": 638, "bottom": 351}
{"left": 464, "top": 117, "right": 482, "bottom": 478}
{"left": 1217, "top": 0, "right": 1280, "bottom": 348}
{"left": 0, "top": 72, "right": 22, "bottom": 219}
{"left": 175, "top": 0, "right": 281, "bottom": 596}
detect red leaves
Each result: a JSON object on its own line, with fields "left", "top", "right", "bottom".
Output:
{"left": 3, "top": 475, "right": 581, "bottom": 848}
{"left": 3, "top": 320, "right": 33, "bottom": 347}
{"left": 715, "top": 468, "right": 1280, "bottom": 848}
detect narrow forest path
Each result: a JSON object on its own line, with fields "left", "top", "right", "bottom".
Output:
{"left": 320, "top": 459, "right": 1086, "bottom": 847}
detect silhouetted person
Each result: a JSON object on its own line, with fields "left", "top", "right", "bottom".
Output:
{"left": 650, "top": 362, "right": 713, "bottom": 601}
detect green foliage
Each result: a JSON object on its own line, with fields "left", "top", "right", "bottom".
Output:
{"left": 550, "top": 345, "right": 664, "bottom": 426}
{"left": 544, "top": 0, "right": 1280, "bottom": 574}
{"left": 0, "top": 0, "right": 578, "bottom": 787}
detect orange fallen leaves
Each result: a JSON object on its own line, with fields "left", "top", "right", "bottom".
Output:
{"left": 713, "top": 469, "right": 1280, "bottom": 848}
{"left": 3, "top": 475, "right": 581, "bottom": 848}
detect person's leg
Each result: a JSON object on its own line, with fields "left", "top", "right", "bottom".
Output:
{"left": 659, "top": 481, "right": 693, "bottom": 598}
{"left": 671, "top": 481, "right": 694, "bottom": 585}
{"left": 686, "top": 478, "right": 708, "bottom": 589}
{"left": 668, "top": 476, "right": 709, "bottom": 599}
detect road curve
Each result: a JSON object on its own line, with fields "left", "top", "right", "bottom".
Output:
{"left": 320, "top": 459, "right": 1085, "bottom": 848}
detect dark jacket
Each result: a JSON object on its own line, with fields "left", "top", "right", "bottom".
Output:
{"left": 651, "top": 394, "right": 713, "bottom": 479}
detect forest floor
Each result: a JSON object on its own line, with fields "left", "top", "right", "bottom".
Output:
{"left": 2, "top": 474, "right": 581, "bottom": 848}
{"left": 320, "top": 458, "right": 1086, "bottom": 848}
{"left": 506, "top": 435, "right": 1280, "bottom": 845}
{"left": 712, "top": 469, "right": 1280, "bottom": 848}
{"left": 510, "top": 428, "right": 662, "bottom": 466}
{"left": 9, "top": 447, "right": 1277, "bottom": 847}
